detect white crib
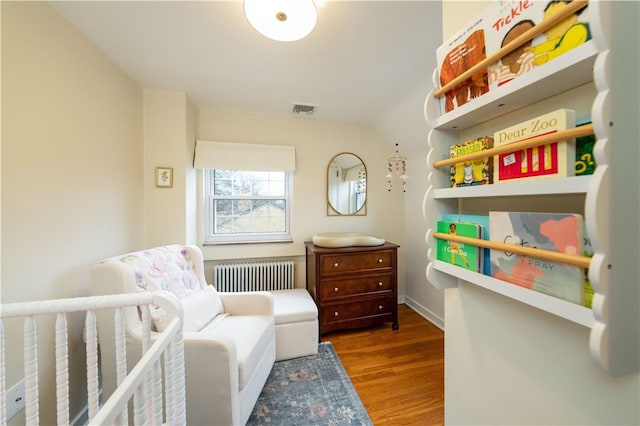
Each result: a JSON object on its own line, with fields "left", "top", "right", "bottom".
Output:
{"left": 0, "top": 291, "right": 186, "bottom": 425}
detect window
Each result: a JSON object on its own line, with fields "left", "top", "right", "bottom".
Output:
{"left": 204, "top": 169, "right": 292, "bottom": 244}
{"left": 193, "top": 140, "right": 296, "bottom": 244}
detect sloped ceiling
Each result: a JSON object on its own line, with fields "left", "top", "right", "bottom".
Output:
{"left": 52, "top": 0, "right": 442, "bottom": 125}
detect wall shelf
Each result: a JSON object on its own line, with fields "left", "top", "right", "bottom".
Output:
{"left": 428, "top": 260, "right": 594, "bottom": 327}
{"left": 432, "top": 175, "right": 591, "bottom": 199}
{"left": 424, "top": 0, "right": 639, "bottom": 375}
{"left": 424, "top": 41, "right": 598, "bottom": 131}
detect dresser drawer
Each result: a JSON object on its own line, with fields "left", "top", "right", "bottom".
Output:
{"left": 321, "top": 296, "right": 394, "bottom": 325}
{"left": 320, "top": 250, "right": 393, "bottom": 275}
{"left": 320, "top": 275, "right": 392, "bottom": 300}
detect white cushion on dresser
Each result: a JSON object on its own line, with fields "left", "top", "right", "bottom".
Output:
{"left": 270, "top": 288, "right": 319, "bottom": 361}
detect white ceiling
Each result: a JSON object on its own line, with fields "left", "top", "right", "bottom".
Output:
{"left": 52, "top": 1, "right": 442, "bottom": 125}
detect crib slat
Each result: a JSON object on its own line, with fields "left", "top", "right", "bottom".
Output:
{"left": 151, "top": 359, "right": 163, "bottom": 424}
{"left": 164, "top": 342, "right": 175, "bottom": 423}
{"left": 172, "top": 332, "right": 186, "bottom": 425}
{"left": 24, "top": 316, "right": 39, "bottom": 425}
{"left": 85, "top": 311, "right": 99, "bottom": 421}
{"left": 140, "top": 305, "right": 152, "bottom": 422}
{"left": 55, "top": 313, "right": 70, "bottom": 426}
{"left": 114, "top": 307, "right": 128, "bottom": 426}
{"left": 133, "top": 383, "right": 146, "bottom": 425}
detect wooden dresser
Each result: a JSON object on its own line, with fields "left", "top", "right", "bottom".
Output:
{"left": 305, "top": 241, "right": 399, "bottom": 335}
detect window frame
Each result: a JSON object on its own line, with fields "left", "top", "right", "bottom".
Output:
{"left": 203, "top": 169, "right": 293, "bottom": 245}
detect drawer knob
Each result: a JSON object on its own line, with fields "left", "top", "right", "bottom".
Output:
{"left": 378, "top": 258, "right": 383, "bottom": 263}
{"left": 334, "top": 287, "right": 339, "bottom": 292}
{"left": 378, "top": 281, "right": 383, "bottom": 287}
{"left": 334, "top": 311, "right": 339, "bottom": 317}
{"left": 334, "top": 262, "right": 339, "bottom": 268}
{"left": 378, "top": 305, "right": 384, "bottom": 310}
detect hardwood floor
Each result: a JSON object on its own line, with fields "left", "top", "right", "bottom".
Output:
{"left": 321, "top": 304, "right": 444, "bottom": 426}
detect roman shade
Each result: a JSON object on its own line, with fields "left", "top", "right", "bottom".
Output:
{"left": 193, "top": 140, "right": 296, "bottom": 171}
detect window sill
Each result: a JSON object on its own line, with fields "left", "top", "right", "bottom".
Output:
{"left": 203, "top": 239, "right": 294, "bottom": 246}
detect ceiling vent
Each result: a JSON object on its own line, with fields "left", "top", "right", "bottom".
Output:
{"left": 291, "top": 103, "right": 317, "bottom": 117}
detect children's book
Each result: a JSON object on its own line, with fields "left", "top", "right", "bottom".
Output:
{"left": 489, "top": 211, "right": 584, "bottom": 305}
{"left": 437, "top": 27, "right": 489, "bottom": 113}
{"left": 442, "top": 213, "right": 490, "bottom": 275}
{"left": 436, "top": 0, "right": 591, "bottom": 114}
{"left": 436, "top": 220, "right": 483, "bottom": 272}
{"left": 575, "top": 115, "right": 596, "bottom": 176}
{"left": 449, "top": 136, "right": 494, "bottom": 187}
{"left": 493, "top": 109, "right": 576, "bottom": 183}
{"left": 485, "top": 0, "right": 591, "bottom": 89}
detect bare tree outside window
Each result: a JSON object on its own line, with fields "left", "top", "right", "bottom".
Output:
{"left": 204, "top": 170, "right": 292, "bottom": 244}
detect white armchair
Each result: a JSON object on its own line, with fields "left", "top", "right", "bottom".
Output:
{"left": 91, "top": 245, "right": 275, "bottom": 426}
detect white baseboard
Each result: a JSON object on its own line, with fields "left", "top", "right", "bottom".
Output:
{"left": 404, "top": 296, "right": 444, "bottom": 331}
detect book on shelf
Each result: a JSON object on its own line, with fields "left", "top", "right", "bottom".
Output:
{"left": 485, "top": 0, "right": 591, "bottom": 88}
{"left": 493, "top": 108, "right": 576, "bottom": 183}
{"left": 442, "top": 213, "right": 490, "bottom": 275}
{"left": 449, "top": 136, "right": 494, "bottom": 188}
{"left": 575, "top": 115, "right": 596, "bottom": 176}
{"left": 436, "top": 220, "right": 483, "bottom": 273}
{"left": 489, "top": 211, "right": 585, "bottom": 305}
{"left": 435, "top": 0, "right": 591, "bottom": 114}
{"left": 436, "top": 26, "right": 488, "bottom": 113}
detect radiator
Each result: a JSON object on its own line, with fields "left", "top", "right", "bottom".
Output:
{"left": 213, "top": 260, "right": 295, "bottom": 292}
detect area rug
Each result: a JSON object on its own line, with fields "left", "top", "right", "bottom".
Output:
{"left": 247, "top": 342, "right": 373, "bottom": 425}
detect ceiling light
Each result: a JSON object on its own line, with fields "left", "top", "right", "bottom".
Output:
{"left": 244, "top": 0, "right": 318, "bottom": 42}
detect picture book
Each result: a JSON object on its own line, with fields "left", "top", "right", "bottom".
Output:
{"left": 575, "top": 115, "right": 596, "bottom": 176}
{"left": 485, "top": 0, "right": 591, "bottom": 90}
{"left": 493, "top": 108, "right": 576, "bottom": 183}
{"left": 436, "top": 220, "right": 483, "bottom": 272}
{"left": 489, "top": 211, "right": 584, "bottom": 305}
{"left": 436, "top": 0, "right": 591, "bottom": 114}
{"left": 449, "top": 136, "right": 494, "bottom": 187}
{"left": 436, "top": 26, "right": 488, "bottom": 113}
{"left": 442, "top": 213, "right": 490, "bottom": 275}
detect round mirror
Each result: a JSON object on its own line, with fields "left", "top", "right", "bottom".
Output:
{"left": 327, "top": 152, "right": 367, "bottom": 215}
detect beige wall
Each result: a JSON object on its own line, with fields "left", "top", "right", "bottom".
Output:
{"left": 196, "top": 108, "right": 406, "bottom": 291}
{"left": 140, "top": 102, "right": 407, "bottom": 290}
{"left": 442, "top": 2, "right": 640, "bottom": 425}
{"left": 373, "top": 56, "right": 443, "bottom": 327}
{"left": 2, "top": 1, "right": 143, "bottom": 421}
{"left": 143, "top": 90, "right": 197, "bottom": 247}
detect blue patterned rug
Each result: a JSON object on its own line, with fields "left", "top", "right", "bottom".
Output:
{"left": 247, "top": 342, "right": 372, "bottom": 425}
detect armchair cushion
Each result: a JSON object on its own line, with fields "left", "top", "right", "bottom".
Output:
{"left": 197, "top": 315, "right": 273, "bottom": 390}
{"left": 152, "top": 285, "right": 224, "bottom": 332}
{"left": 219, "top": 291, "right": 274, "bottom": 316}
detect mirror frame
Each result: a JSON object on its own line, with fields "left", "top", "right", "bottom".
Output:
{"left": 326, "top": 152, "right": 367, "bottom": 216}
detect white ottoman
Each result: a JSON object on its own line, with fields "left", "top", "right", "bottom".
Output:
{"left": 270, "top": 288, "right": 319, "bottom": 361}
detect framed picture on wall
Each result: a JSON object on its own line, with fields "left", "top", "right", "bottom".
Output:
{"left": 155, "top": 166, "right": 173, "bottom": 188}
